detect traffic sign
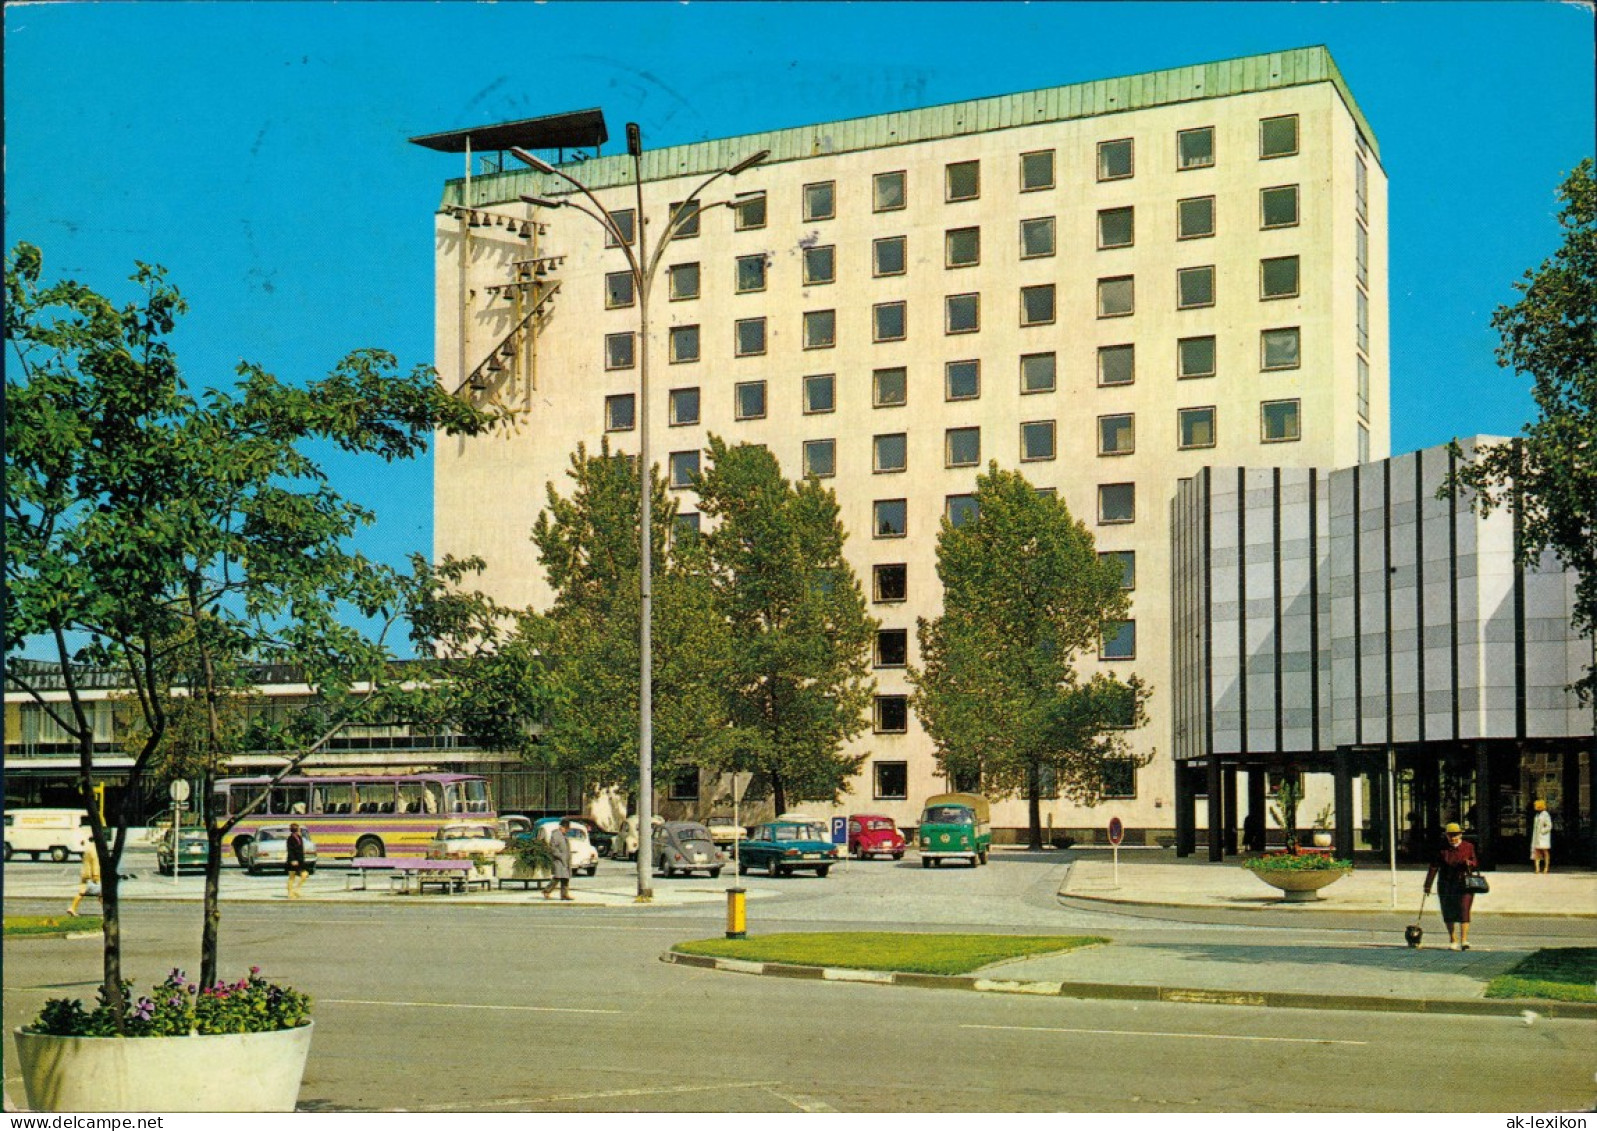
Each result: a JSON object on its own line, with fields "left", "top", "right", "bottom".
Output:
{"left": 1108, "top": 816, "right": 1124, "bottom": 846}
{"left": 169, "top": 780, "right": 191, "bottom": 803}
{"left": 830, "top": 816, "right": 847, "bottom": 846}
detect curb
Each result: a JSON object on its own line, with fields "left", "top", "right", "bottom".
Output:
{"left": 1059, "top": 888, "right": 1597, "bottom": 919}
{"left": 661, "top": 951, "right": 1597, "bottom": 1020}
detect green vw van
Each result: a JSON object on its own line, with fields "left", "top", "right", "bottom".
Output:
{"left": 917, "top": 793, "right": 991, "bottom": 868}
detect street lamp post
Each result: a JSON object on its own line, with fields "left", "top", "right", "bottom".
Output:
{"left": 512, "top": 129, "right": 767, "bottom": 901}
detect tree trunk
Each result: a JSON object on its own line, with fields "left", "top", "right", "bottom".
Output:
{"left": 82, "top": 744, "right": 128, "bottom": 1031}
{"left": 1026, "top": 763, "right": 1044, "bottom": 850}
{"left": 771, "top": 774, "right": 787, "bottom": 820}
{"left": 199, "top": 816, "right": 224, "bottom": 988}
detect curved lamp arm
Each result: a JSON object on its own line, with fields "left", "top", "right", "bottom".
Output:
{"left": 518, "top": 193, "right": 643, "bottom": 282}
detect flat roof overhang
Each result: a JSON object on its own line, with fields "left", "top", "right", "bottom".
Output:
{"left": 408, "top": 109, "right": 608, "bottom": 154}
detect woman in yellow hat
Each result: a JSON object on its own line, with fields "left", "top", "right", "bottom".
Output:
{"left": 1423, "top": 823, "right": 1480, "bottom": 950}
{"left": 1530, "top": 800, "right": 1552, "bottom": 874}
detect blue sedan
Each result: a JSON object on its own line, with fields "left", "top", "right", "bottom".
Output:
{"left": 737, "top": 820, "right": 839, "bottom": 878}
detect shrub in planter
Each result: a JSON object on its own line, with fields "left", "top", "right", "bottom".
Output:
{"left": 32, "top": 967, "right": 311, "bottom": 1037}
{"left": 514, "top": 834, "right": 556, "bottom": 873}
{"left": 1241, "top": 853, "right": 1353, "bottom": 873}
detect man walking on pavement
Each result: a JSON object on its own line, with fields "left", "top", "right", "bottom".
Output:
{"left": 544, "top": 817, "right": 574, "bottom": 901}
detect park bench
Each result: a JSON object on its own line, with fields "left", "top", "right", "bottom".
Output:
{"left": 345, "top": 857, "right": 490, "bottom": 894}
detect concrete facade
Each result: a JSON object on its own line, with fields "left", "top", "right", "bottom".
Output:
{"left": 429, "top": 47, "right": 1390, "bottom": 839}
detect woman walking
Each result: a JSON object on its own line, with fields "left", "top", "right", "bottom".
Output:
{"left": 1530, "top": 800, "right": 1553, "bottom": 873}
{"left": 1423, "top": 822, "right": 1480, "bottom": 950}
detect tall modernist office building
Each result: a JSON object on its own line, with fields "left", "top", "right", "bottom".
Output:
{"left": 422, "top": 46, "right": 1389, "bottom": 839}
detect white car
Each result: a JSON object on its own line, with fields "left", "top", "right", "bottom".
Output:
{"left": 240, "top": 826, "right": 318, "bottom": 874}
{"left": 702, "top": 815, "right": 747, "bottom": 851}
{"left": 536, "top": 820, "right": 599, "bottom": 876}
{"left": 425, "top": 822, "right": 506, "bottom": 860}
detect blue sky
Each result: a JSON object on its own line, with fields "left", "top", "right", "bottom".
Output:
{"left": 6, "top": 1, "right": 1593, "bottom": 592}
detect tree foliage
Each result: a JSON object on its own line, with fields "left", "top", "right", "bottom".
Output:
{"left": 909, "top": 465, "right": 1150, "bottom": 848}
{"left": 693, "top": 437, "right": 876, "bottom": 814}
{"left": 4, "top": 243, "right": 500, "bottom": 1007}
{"left": 1449, "top": 159, "right": 1597, "bottom": 700}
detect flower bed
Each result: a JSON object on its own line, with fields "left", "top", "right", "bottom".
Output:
{"left": 32, "top": 967, "right": 310, "bottom": 1037}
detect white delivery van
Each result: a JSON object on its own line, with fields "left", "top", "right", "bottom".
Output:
{"left": 4, "top": 809, "right": 93, "bottom": 862}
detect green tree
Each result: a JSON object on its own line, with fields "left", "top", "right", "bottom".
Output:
{"left": 909, "top": 465, "right": 1151, "bottom": 849}
{"left": 530, "top": 441, "right": 734, "bottom": 800}
{"left": 693, "top": 437, "right": 876, "bottom": 815}
{"left": 4, "top": 243, "right": 498, "bottom": 1010}
{"left": 1449, "top": 158, "right": 1596, "bottom": 700}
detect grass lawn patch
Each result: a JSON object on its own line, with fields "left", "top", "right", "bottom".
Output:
{"left": 4, "top": 915, "right": 101, "bottom": 937}
{"left": 673, "top": 931, "right": 1106, "bottom": 976}
{"left": 1485, "top": 948, "right": 1597, "bottom": 1003}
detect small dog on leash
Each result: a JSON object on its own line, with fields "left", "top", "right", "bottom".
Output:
{"left": 1405, "top": 923, "right": 1424, "bottom": 948}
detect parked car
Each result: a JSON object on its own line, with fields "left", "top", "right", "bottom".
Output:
{"left": 561, "top": 816, "right": 616, "bottom": 859}
{"left": 535, "top": 818, "right": 599, "bottom": 876}
{"left": 239, "top": 825, "right": 318, "bottom": 875}
{"left": 156, "top": 828, "right": 211, "bottom": 875}
{"left": 614, "top": 814, "right": 665, "bottom": 862}
{"left": 848, "top": 814, "right": 906, "bottom": 860}
{"left": 738, "top": 820, "right": 839, "bottom": 878}
{"left": 497, "top": 815, "right": 533, "bottom": 841}
{"left": 654, "top": 821, "right": 726, "bottom": 878}
{"left": 425, "top": 822, "right": 505, "bottom": 861}
{"left": 917, "top": 793, "right": 991, "bottom": 868}
{"left": 4, "top": 808, "right": 92, "bottom": 862}
{"left": 702, "top": 815, "right": 747, "bottom": 851}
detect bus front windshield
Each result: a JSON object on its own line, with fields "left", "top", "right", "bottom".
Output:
{"left": 922, "top": 806, "right": 972, "bottom": 825}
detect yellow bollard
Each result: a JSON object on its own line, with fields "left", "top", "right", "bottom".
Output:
{"left": 725, "top": 887, "right": 747, "bottom": 939}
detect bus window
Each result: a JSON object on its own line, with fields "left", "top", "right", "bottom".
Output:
{"left": 397, "top": 782, "right": 426, "bottom": 814}
{"left": 316, "top": 783, "right": 354, "bottom": 815}
{"left": 230, "top": 784, "right": 267, "bottom": 818}
{"left": 270, "top": 784, "right": 310, "bottom": 815}
{"left": 447, "top": 778, "right": 491, "bottom": 814}
{"left": 423, "top": 783, "right": 442, "bottom": 813}
{"left": 356, "top": 780, "right": 397, "bottom": 815}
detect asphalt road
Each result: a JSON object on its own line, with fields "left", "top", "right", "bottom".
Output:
{"left": 5, "top": 851, "right": 1594, "bottom": 1113}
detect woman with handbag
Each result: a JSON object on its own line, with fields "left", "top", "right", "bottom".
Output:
{"left": 1423, "top": 822, "right": 1481, "bottom": 950}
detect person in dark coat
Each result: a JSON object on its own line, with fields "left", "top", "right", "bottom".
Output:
{"left": 1423, "top": 822, "right": 1479, "bottom": 950}
{"left": 285, "top": 822, "right": 307, "bottom": 900}
{"left": 544, "top": 818, "right": 573, "bottom": 901}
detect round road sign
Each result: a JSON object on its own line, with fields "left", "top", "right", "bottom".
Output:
{"left": 1107, "top": 816, "right": 1124, "bottom": 846}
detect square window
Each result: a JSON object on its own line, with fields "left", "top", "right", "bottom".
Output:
{"left": 605, "top": 271, "right": 635, "bottom": 308}
{"left": 669, "top": 200, "right": 700, "bottom": 239}
{"left": 669, "top": 262, "right": 700, "bottom": 301}
{"left": 1099, "top": 550, "right": 1136, "bottom": 590}
{"left": 945, "top": 426, "right": 980, "bottom": 467}
{"left": 606, "top": 208, "right": 636, "bottom": 247}
{"left": 804, "top": 310, "right": 836, "bottom": 350}
{"left": 1261, "top": 185, "right": 1299, "bottom": 229}
{"left": 735, "top": 317, "right": 767, "bottom": 357}
{"left": 606, "top": 332, "right": 636, "bottom": 370}
{"left": 1099, "top": 413, "right": 1135, "bottom": 456}
{"left": 874, "top": 563, "right": 907, "bottom": 601}
{"left": 873, "top": 433, "right": 907, "bottom": 473}
{"left": 1260, "top": 114, "right": 1299, "bottom": 159}
{"left": 669, "top": 450, "right": 700, "bottom": 489}
{"left": 803, "top": 438, "right": 836, "bottom": 479}
{"left": 874, "top": 236, "right": 907, "bottom": 277}
{"left": 1020, "top": 420, "right": 1056, "bottom": 462}
{"left": 1097, "top": 138, "right": 1133, "bottom": 181}
{"left": 804, "top": 245, "right": 836, "bottom": 285}
{"left": 1261, "top": 399, "right": 1301, "bottom": 442}
{"left": 874, "top": 695, "right": 909, "bottom": 733}
{"left": 873, "top": 761, "right": 909, "bottom": 800}
{"left": 1020, "top": 149, "right": 1055, "bottom": 191}
{"left": 1101, "top": 758, "right": 1137, "bottom": 798}
{"left": 736, "top": 254, "right": 767, "bottom": 294}
{"left": 669, "top": 387, "right": 701, "bottom": 426}
{"left": 1020, "top": 216, "right": 1056, "bottom": 259}
{"left": 945, "top": 293, "right": 980, "bottom": 334}
{"left": 1178, "top": 336, "right": 1217, "bottom": 379}
{"left": 1098, "top": 276, "right": 1134, "bottom": 318}
{"left": 873, "top": 367, "right": 907, "bottom": 408}
{"left": 1261, "top": 327, "right": 1301, "bottom": 371}
{"left": 1359, "top": 423, "right": 1370, "bottom": 464}
{"left": 675, "top": 511, "right": 701, "bottom": 539}
{"left": 946, "top": 160, "right": 980, "bottom": 202}
{"left": 803, "top": 181, "right": 836, "bottom": 221}
{"left": 1098, "top": 344, "right": 1135, "bottom": 387}
{"left": 669, "top": 325, "right": 700, "bottom": 364}
{"left": 1020, "top": 284, "right": 1056, "bottom": 326}
{"left": 1178, "top": 405, "right": 1216, "bottom": 449}
{"left": 1021, "top": 352, "right": 1057, "bottom": 394}
{"left": 1098, "top": 207, "right": 1134, "bottom": 249}
{"left": 605, "top": 393, "right": 635, "bottom": 432}
{"left": 734, "top": 380, "right": 767, "bottom": 421}
{"left": 874, "top": 171, "right": 906, "bottom": 212}
{"left": 735, "top": 193, "right": 767, "bottom": 230}
{"left": 875, "top": 629, "right": 908, "bottom": 668}
{"left": 1178, "top": 196, "right": 1215, "bottom": 240}
{"left": 1098, "top": 482, "right": 1135, "bottom": 524}
{"left": 804, "top": 373, "right": 836, "bottom": 415}
{"left": 874, "top": 499, "right": 907, "bottom": 538}
{"left": 668, "top": 766, "right": 700, "bottom": 801}
{"left": 946, "top": 494, "right": 978, "bottom": 527}
{"left": 1178, "top": 265, "right": 1215, "bottom": 309}
{"left": 945, "top": 227, "right": 980, "bottom": 268}
{"left": 945, "top": 360, "right": 980, "bottom": 401}
{"left": 1101, "top": 619, "right": 1136, "bottom": 660}
{"left": 1261, "top": 255, "right": 1300, "bottom": 299}
{"left": 1178, "top": 126, "right": 1215, "bottom": 170}
{"left": 873, "top": 301, "right": 907, "bottom": 343}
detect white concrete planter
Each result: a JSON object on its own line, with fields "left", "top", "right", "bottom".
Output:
{"left": 1311, "top": 831, "right": 1333, "bottom": 848}
{"left": 14, "top": 1021, "right": 313, "bottom": 1112}
{"left": 1245, "top": 867, "right": 1350, "bottom": 902}
{"left": 494, "top": 854, "right": 551, "bottom": 881}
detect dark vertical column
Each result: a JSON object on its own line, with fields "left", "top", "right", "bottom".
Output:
{"left": 1560, "top": 745, "right": 1584, "bottom": 867}
{"left": 1368, "top": 753, "right": 1388, "bottom": 853}
{"left": 1309, "top": 469, "right": 1323, "bottom": 756}
{"left": 1449, "top": 446, "right": 1461, "bottom": 744}
{"left": 1334, "top": 749, "right": 1355, "bottom": 857}
{"left": 1353, "top": 465, "right": 1364, "bottom": 745}
{"left": 1512, "top": 439, "right": 1528, "bottom": 742}
{"left": 1476, "top": 741, "right": 1494, "bottom": 870}
{"left": 1415, "top": 451, "right": 1427, "bottom": 745}
{"left": 1237, "top": 469, "right": 1249, "bottom": 764}
{"left": 1383, "top": 459, "right": 1394, "bottom": 750}
{"left": 1222, "top": 768, "right": 1239, "bottom": 856}
{"left": 1175, "top": 762, "right": 1196, "bottom": 857}
{"left": 1273, "top": 470, "right": 1284, "bottom": 759}
{"left": 1248, "top": 769, "right": 1267, "bottom": 852}
{"left": 1208, "top": 755, "right": 1224, "bottom": 863}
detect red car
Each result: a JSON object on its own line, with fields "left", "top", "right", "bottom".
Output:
{"left": 848, "top": 814, "right": 906, "bottom": 860}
